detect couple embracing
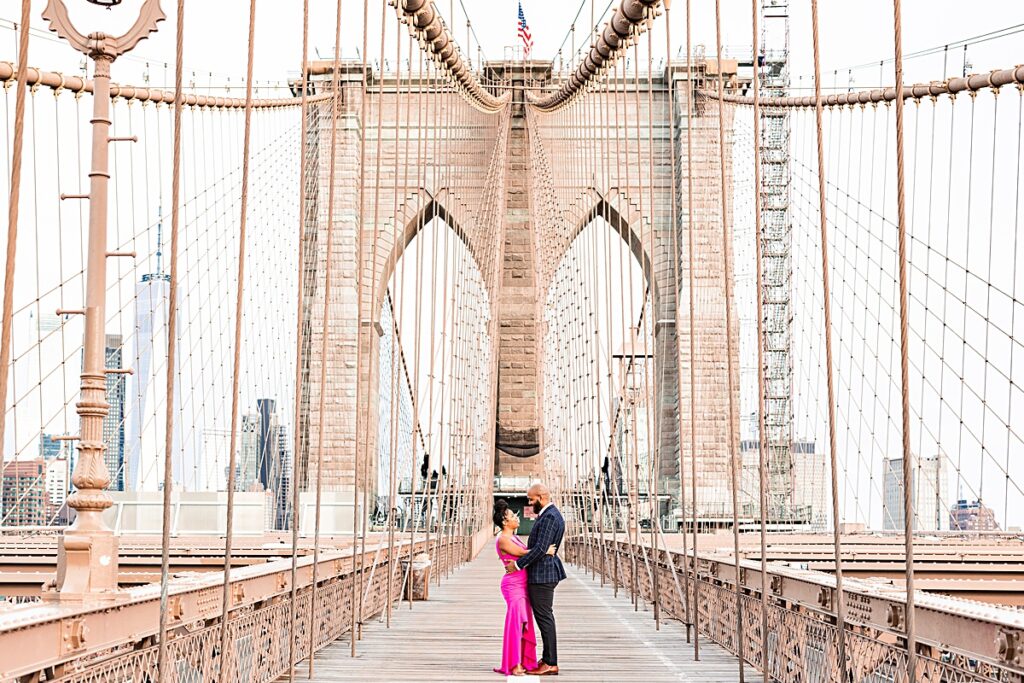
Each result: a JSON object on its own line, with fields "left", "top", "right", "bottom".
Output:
{"left": 492, "top": 482, "right": 565, "bottom": 677}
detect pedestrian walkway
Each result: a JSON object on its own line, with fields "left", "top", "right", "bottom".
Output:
{"left": 297, "top": 546, "right": 756, "bottom": 682}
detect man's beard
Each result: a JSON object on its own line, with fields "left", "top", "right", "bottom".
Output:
{"left": 532, "top": 500, "right": 543, "bottom": 514}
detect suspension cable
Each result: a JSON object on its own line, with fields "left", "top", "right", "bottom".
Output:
{"left": 306, "top": 0, "right": 346, "bottom": 675}
{"left": 157, "top": 1, "right": 186, "bottom": 680}
{"left": 217, "top": 0, "right": 258, "bottom": 676}
{"left": 0, "top": 0, "right": 30, "bottom": 465}
{"left": 809, "top": 0, "right": 850, "bottom": 677}
{"left": 286, "top": 0, "right": 312, "bottom": 678}
{"left": 890, "top": 0, "right": 919, "bottom": 677}
{"left": 712, "top": 0, "right": 746, "bottom": 677}
{"left": 684, "top": 0, "right": 701, "bottom": 658}
{"left": 749, "top": 0, "right": 772, "bottom": 675}
{"left": 663, "top": 0, "right": 696, "bottom": 643}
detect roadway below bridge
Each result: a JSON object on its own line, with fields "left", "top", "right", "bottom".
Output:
{"left": 292, "top": 545, "right": 754, "bottom": 682}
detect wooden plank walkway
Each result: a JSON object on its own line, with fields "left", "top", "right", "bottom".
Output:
{"left": 293, "top": 548, "right": 758, "bottom": 682}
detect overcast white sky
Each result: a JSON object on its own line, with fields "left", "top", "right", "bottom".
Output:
{"left": 4, "top": 1, "right": 1023, "bottom": 93}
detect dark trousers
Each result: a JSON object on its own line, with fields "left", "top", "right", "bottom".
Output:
{"left": 528, "top": 582, "right": 558, "bottom": 666}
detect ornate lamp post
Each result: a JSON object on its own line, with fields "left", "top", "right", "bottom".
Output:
{"left": 41, "top": 0, "right": 165, "bottom": 600}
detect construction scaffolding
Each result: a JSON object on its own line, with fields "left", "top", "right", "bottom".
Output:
{"left": 759, "top": 0, "right": 799, "bottom": 523}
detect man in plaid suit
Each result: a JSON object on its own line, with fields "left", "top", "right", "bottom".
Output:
{"left": 505, "top": 482, "right": 566, "bottom": 676}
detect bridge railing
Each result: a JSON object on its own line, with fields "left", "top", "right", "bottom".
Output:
{"left": 566, "top": 538, "right": 1024, "bottom": 682}
{"left": 0, "top": 535, "right": 469, "bottom": 683}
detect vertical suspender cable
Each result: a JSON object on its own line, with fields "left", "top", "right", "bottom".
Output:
{"left": 0, "top": 0, "right": 31, "bottom": 459}
{"left": 890, "top": 0, "right": 918, "bottom": 678}
{"left": 641, "top": 26, "right": 687, "bottom": 634}
{"left": 439, "top": 81, "right": 460, "bottom": 576}
{"left": 218, "top": 1, "right": 258, "bottom": 676}
{"left": 157, "top": 2, "right": 186, "bottom": 681}
{"left": 422, "top": 54, "right": 438, "bottom": 581}
{"left": 307, "top": 0, "right": 347, "bottom": 676}
{"left": 355, "top": 0, "right": 389, "bottom": 649}
{"left": 598, "top": 73, "right": 616, "bottom": 591}
{"left": 621, "top": 54, "right": 641, "bottom": 610}
{"left": 643, "top": 28, "right": 664, "bottom": 631}
{"left": 712, "top": 0, "right": 745, "bottom": 678}
{"left": 288, "top": 1, "right": 312, "bottom": 679}
{"left": 350, "top": 0, "right": 371, "bottom": 655}
{"left": 385, "top": 287, "right": 400, "bottom": 622}
{"left": 597, "top": 70, "right": 611, "bottom": 591}
{"left": 606, "top": 70, "right": 623, "bottom": 598}
{"left": 684, "top": 0, "right": 701, "bottom": 659}
{"left": 809, "top": 0, "right": 849, "bottom": 677}
{"left": 749, "top": 0, "right": 772, "bottom": 675}
{"left": 582, "top": 89, "right": 596, "bottom": 579}
{"left": 404, "top": 42, "right": 427, "bottom": 611}
{"left": 393, "top": 30, "right": 410, "bottom": 610}
{"left": 430, "top": 75, "right": 452, "bottom": 582}
{"left": 589, "top": 86, "right": 610, "bottom": 587}
{"left": 579, "top": 96, "right": 595, "bottom": 577}
{"left": 614, "top": 58, "right": 638, "bottom": 608}
{"left": 663, "top": 0, "right": 696, "bottom": 642}
{"left": 587, "top": 0, "right": 605, "bottom": 587}
{"left": 386, "top": 23, "right": 406, "bottom": 625}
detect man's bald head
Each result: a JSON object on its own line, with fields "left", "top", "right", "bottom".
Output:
{"left": 527, "top": 481, "right": 551, "bottom": 514}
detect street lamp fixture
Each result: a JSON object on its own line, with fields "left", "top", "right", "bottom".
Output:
{"left": 40, "top": 0, "right": 165, "bottom": 600}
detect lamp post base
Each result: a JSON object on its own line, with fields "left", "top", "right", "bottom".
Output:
{"left": 46, "top": 530, "right": 122, "bottom": 601}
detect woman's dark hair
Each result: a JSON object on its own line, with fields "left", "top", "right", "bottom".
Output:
{"left": 492, "top": 499, "right": 510, "bottom": 529}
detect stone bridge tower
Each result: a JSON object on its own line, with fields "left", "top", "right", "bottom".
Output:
{"left": 300, "top": 59, "right": 742, "bottom": 530}
{"left": 487, "top": 62, "right": 553, "bottom": 494}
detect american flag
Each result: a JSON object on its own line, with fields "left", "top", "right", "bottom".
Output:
{"left": 517, "top": 2, "right": 533, "bottom": 57}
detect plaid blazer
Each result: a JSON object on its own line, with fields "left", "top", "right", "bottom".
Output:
{"left": 517, "top": 505, "right": 566, "bottom": 584}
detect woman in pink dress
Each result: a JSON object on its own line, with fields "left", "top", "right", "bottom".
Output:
{"left": 492, "top": 499, "right": 556, "bottom": 676}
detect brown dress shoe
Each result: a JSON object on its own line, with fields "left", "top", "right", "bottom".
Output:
{"left": 526, "top": 663, "right": 559, "bottom": 676}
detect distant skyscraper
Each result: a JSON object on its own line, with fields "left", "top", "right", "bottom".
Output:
{"left": 950, "top": 499, "right": 999, "bottom": 531}
{"left": 254, "top": 399, "right": 293, "bottom": 529}
{"left": 103, "top": 334, "right": 127, "bottom": 491}
{"left": 257, "top": 398, "right": 281, "bottom": 492}
{"left": 125, "top": 207, "right": 201, "bottom": 491}
{"left": 883, "top": 455, "right": 947, "bottom": 532}
{"left": 125, "top": 273, "right": 197, "bottom": 491}
{"left": 790, "top": 441, "right": 826, "bottom": 526}
{"left": 276, "top": 423, "right": 292, "bottom": 530}
{"left": 38, "top": 434, "right": 67, "bottom": 460}
{"left": 2, "top": 460, "right": 47, "bottom": 526}
{"left": 238, "top": 413, "right": 260, "bottom": 492}
{"left": 44, "top": 457, "right": 70, "bottom": 525}
{"left": 37, "top": 436, "right": 72, "bottom": 523}
{"left": 739, "top": 439, "right": 825, "bottom": 526}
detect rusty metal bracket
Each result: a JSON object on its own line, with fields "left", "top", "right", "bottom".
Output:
{"left": 997, "top": 629, "right": 1022, "bottom": 666}
{"left": 60, "top": 619, "right": 87, "bottom": 653}
{"left": 167, "top": 596, "right": 184, "bottom": 622}
{"left": 817, "top": 586, "right": 833, "bottom": 611}
{"left": 886, "top": 603, "right": 905, "bottom": 630}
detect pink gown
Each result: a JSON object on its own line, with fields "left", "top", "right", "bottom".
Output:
{"left": 494, "top": 535, "right": 539, "bottom": 675}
